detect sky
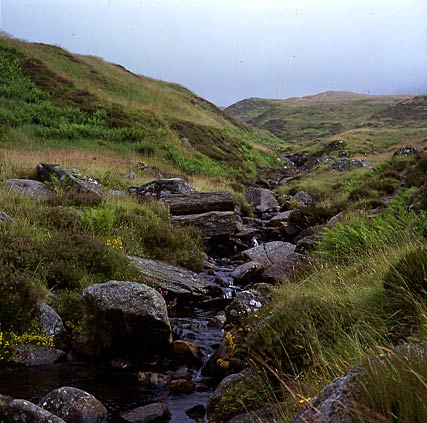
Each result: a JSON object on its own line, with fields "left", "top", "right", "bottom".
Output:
{"left": 1, "top": 0, "right": 426, "bottom": 106}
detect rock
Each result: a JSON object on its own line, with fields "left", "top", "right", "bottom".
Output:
{"left": 123, "top": 171, "right": 136, "bottom": 179}
{"left": 171, "top": 211, "right": 237, "bottom": 238}
{"left": 245, "top": 187, "right": 279, "bottom": 213}
{"left": 186, "top": 404, "right": 206, "bottom": 420}
{"left": 332, "top": 158, "right": 371, "bottom": 171}
{"left": 2, "top": 399, "right": 66, "bottom": 423}
{"left": 296, "top": 234, "right": 322, "bottom": 253}
{"left": 230, "top": 262, "right": 265, "bottom": 285}
{"left": 129, "top": 256, "right": 214, "bottom": 304}
{"left": 72, "top": 334, "right": 98, "bottom": 358}
{"left": 161, "top": 192, "right": 235, "bottom": 215}
{"left": 228, "top": 407, "right": 282, "bottom": 423}
{"left": 289, "top": 366, "right": 364, "bottom": 423}
{"left": 11, "top": 345, "right": 65, "bottom": 366}
{"left": 129, "top": 178, "right": 195, "bottom": 200}
{"left": 0, "top": 211, "right": 13, "bottom": 224}
{"left": 267, "top": 211, "right": 292, "bottom": 227}
{"left": 36, "top": 163, "right": 103, "bottom": 196}
{"left": 120, "top": 403, "right": 171, "bottom": 423}
{"left": 39, "top": 387, "right": 107, "bottom": 423}
{"left": 327, "top": 212, "right": 343, "bottom": 227}
{"left": 393, "top": 146, "right": 421, "bottom": 157}
{"left": 167, "top": 379, "right": 195, "bottom": 394}
{"left": 4, "top": 179, "right": 51, "bottom": 200}
{"left": 38, "top": 303, "right": 69, "bottom": 349}
{"left": 171, "top": 340, "right": 202, "bottom": 366}
{"left": 242, "top": 241, "right": 295, "bottom": 263}
{"left": 208, "top": 312, "right": 226, "bottom": 329}
{"left": 171, "top": 366, "right": 193, "bottom": 381}
{"left": 206, "top": 369, "right": 253, "bottom": 423}
{"left": 225, "top": 289, "right": 266, "bottom": 323}
{"left": 138, "top": 372, "right": 169, "bottom": 389}
{"left": 291, "top": 191, "right": 313, "bottom": 206}
{"left": 82, "top": 281, "right": 172, "bottom": 353}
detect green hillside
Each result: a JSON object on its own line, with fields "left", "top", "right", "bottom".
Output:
{"left": 0, "top": 35, "right": 283, "bottom": 189}
{"left": 225, "top": 91, "right": 426, "bottom": 163}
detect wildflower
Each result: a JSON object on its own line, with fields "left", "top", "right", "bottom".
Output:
{"left": 217, "top": 358, "right": 230, "bottom": 369}
{"left": 106, "top": 236, "right": 124, "bottom": 250}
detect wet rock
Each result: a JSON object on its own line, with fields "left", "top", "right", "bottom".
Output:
{"left": 36, "top": 163, "right": 103, "bottom": 197}
{"left": 2, "top": 399, "right": 66, "bottom": 423}
{"left": 0, "top": 211, "right": 13, "bottom": 224}
{"left": 40, "top": 387, "right": 107, "bottom": 423}
{"left": 161, "top": 192, "right": 235, "bottom": 215}
{"left": 245, "top": 187, "right": 279, "bottom": 213}
{"left": 171, "top": 340, "right": 202, "bottom": 367}
{"left": 242, "top": 241, "right": 296, "bottom": 263}
{"left": 225, "top": 289, "right": 266, "bottom": 323}
{"left": 82, "top": 281, "right": 172, "bottom": 354}
{"left": 4, "top": 179, "right": 51, "bottom": 200}
{"left": 186, "top": 404, "right": 206, "bottom": 420}
{"left": 129, "top": 256, "right": 214, "bottom": 304}
{"left": 171, "top": 366, "right": 193, "bottom": 381}
{"left": 171, "top": 211, "right": 237, "bottom": 238}
{"left": 206, "top": 369, "right": 254, "bottom": 423}
{"left": 208, "top": 312, "right": 226, "bottom": 329}
{"left": 129, "top": 178, "right": 195, "bottom": 200}
{"left": 332, "top": 158, "right": 371, "bottom": 171}
{"left": 138, "top": 372, "right": 169, "bottom": 389}
{"left": 11, "top": 345, "right": 65, "bottom": 366}
{"left": 120, "top": 402, "right": 171, "bottom": 423}
{"left": 230, "top": 261, "right": 265, "bottom": 285}
{"left": 167, "top": 379, "right": 195, "bottom": 394}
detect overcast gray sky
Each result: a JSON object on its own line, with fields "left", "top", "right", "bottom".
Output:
{"left": 1, "top": 0, "right": 426, "bottom": 106}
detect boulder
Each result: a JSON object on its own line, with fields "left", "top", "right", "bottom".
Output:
{"left": 36, "top": 163, "right": 103, "bottom": 196}
{"left": 40, "top": 387, "right": 107, "bottom": 423}
{"left": 332, "top": 158, "right": 371, "bottom": 171}
{"left": 185, "top": 404, "right": 206, "bottom": 420}
{"left": 38, "top": 303, "right": 69, "bottom": 349}
{"left": 171, "top": 211, "right": 237, "bottom": 238}
{"left": 4, "top": 179, "right": 51, "bottom": 200}
{"left": 171, "top": 340, "right": 202, "bottom": 367}
{"left": 11, "top": 344, "right": 65, "bottom": 366}
{"left": 129, "top": 178, "right": 195, "bottom": 200}
{"left": 291, "top": 191, "right": 313, "bottom": 206}
{"left": 230, "top": 261, "right": 265, "bottom": 285}
{"left": 161, "top": 192, "right": 235, "bottom": 215}
{"left": 120, "top": 402, "right": 171, "bottom": 423}
{"left": 129, "top": 256, "right": 215, "bottom": 304}
{"left": 82, "top": 281, "right": 172, "bottom": 353}
{"left": 245, "top": 187, "right": 279, "bottom": 213}
{"left": 0, "top": 211, "right": 13, "bottom": 224}
{"left": 2, "top": 399, "right": 66, "bottom": 423}
{"left": 267, "top": 210, "right": 292, "bottom": 227}
{"left": 167, "top": 379, "right": 195, "bottom": 394}
{"left": 225, "top": 289, "right": 267, "bottom": 324}
{"left": 393, "top": 146, "right": 421, "bottom": 157}
{"left": 137, "top": 372, "right": 169, "bottom": 389}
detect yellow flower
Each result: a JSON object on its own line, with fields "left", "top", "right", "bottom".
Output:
{"left": 217, "top": 358, "right": 230, "bottom": 369}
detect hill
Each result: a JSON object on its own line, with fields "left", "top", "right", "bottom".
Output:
{"left": 0, "top": 35, "right": 284, "bottom": 189}
{"left": 225, "top": 91, "right": 427, "bottom": 164}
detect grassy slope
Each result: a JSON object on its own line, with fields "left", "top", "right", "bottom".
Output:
{"left": 0, "top": 35, "right": 284, "bottom": 189}
{"left": 225, "top": 91, "right": 427, "bottom": 165}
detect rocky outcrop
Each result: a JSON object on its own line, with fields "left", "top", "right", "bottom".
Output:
{"left": 4, "top": 179, "right": 51, "bottom": 200}
{"left": 120, "top": 402, "right": 171, "bottom": 423}
{"left": 245, "top": 187, "right": 279, "bottom": 213}
{"left": 1, "top": 399, "right": 66, "bottom": 423}
{"left": 129, "top": 256, "right": 215, "bottom": 304}
{"left": 36, "top": 163, "right": 104, "bottom": 196}
{"left": 40, "top": 387, "right": 107, "bottom": 423}
{"left": 332, "top": 158, "right": 371, "bottom": 171}
{"left": 161, "top": 192, "right": 235, "bottom": 215}
{"left": 82, "top": 281, "right": 172, "bottom": 353}
{"left": 11, "top": 345, "right": 65, "bottom": 366}
{"left": 129, "top": 178, "right": 195, "bottom": 200}
{"left": 171, "top": 211, "right": 237, "bottom": 237}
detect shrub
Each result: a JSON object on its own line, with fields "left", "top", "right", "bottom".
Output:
{"left": 288, "top": 204, "right": 341, "bottom": 230}
{"left": 42, "top": 207, "right": 83, "bottom": 232}
{"left": 80, "top": 206, "right": 116, "bottom": 235}
{"left": 0, "top": 234, "right": 44, "bottom": 272}
{"left": 348, "top": 187, "right": 376, "bottom": 201}
{"left": 0, "top": 263, "right": 43, "bottom": 332}
{"left": 46, "top": 190, "right": 102, "bottom": 207}
{"left": 405, "top": 153, "right": 427, "bottom": 187}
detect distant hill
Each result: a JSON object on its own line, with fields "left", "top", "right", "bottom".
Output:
{"left": 225, "top": 91, "right": 417, "bottom": 143}
{"left": 0, "top": 35, "right": 282, "bottom": 184}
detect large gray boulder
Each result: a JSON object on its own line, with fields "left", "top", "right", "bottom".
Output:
{"left": 4, "top": 179, "right": 51, "bottom": 200}
{"left": 230, "top": 261, "right": 265, "bottom": 285}
{"left": 82, "top": 281, "right": 172, "bottom": 353}
{"left": 129, "top": 256, "right": 215, "bottom": 304}
{"left": 1, "top": 399, "right": 66, "bottom": 423}
{"left": 245, "top": 187, "right": 279, "bottom": 213}
{"left": 40, "top": 387, "right": 107, "bottom": 423}
{"left": 129, "top": 178, "right": 195, "bottom": 200}
{"left": 36, "top": 163, "right": 103, "bottom": 197}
